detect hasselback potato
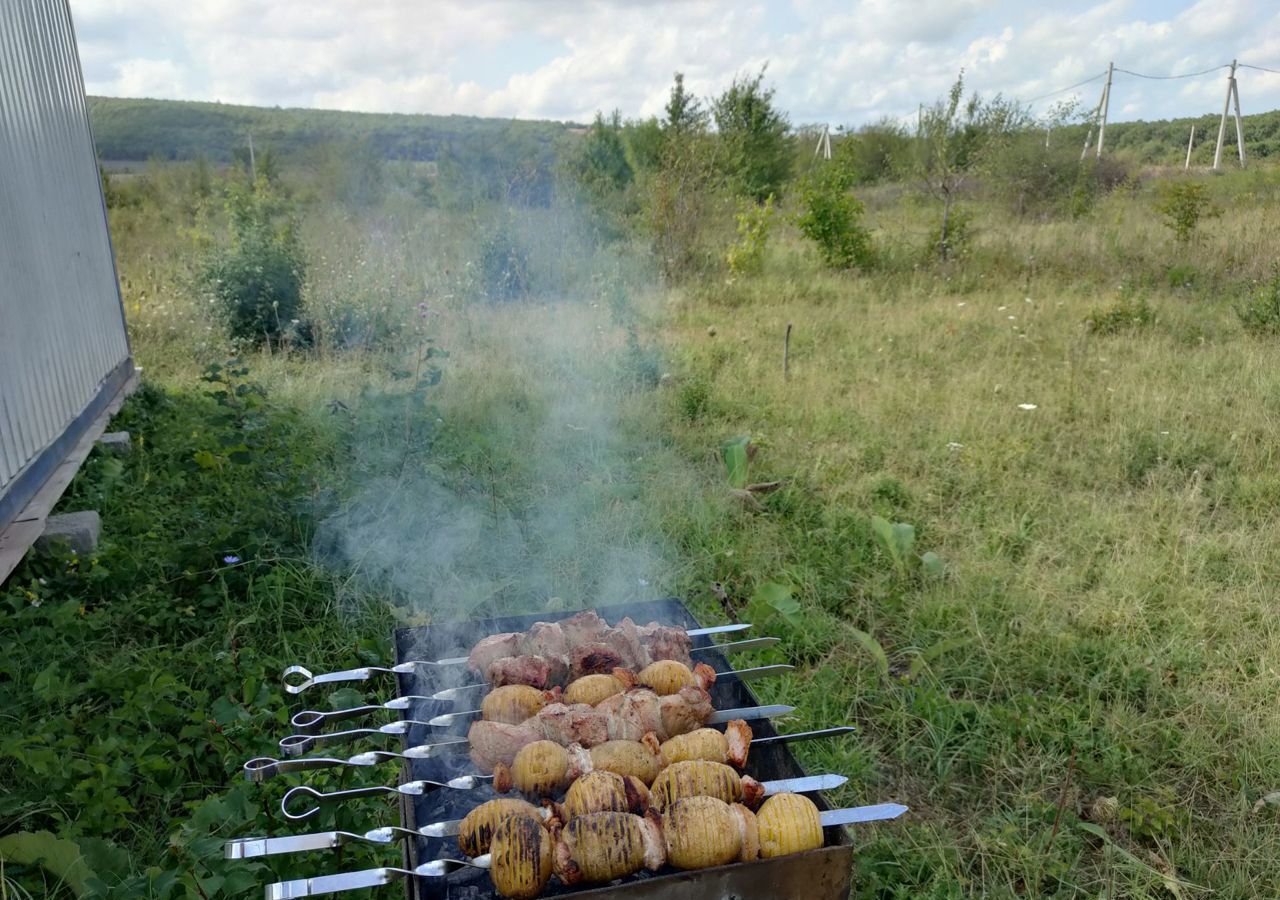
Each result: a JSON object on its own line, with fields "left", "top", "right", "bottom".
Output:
{"left": 489, "top": 814, "right": 553, "bottom": 899}
{"left": 659, "top": 728, "right": 730, "bottom": 766}
{"left": 755, "top": 792, "right": 823, "bottom": 858}
{"left": 555, "top": 811, "right": 664, "bottom": 885}
{"left": 482, "top": 684, "right": 548, "bottom": 725}
{"left": 649, "top": 759, "right": 763, "bottom": 810}
{"left": 636, "top": 659, "right": 695, "bottom": 695}
{"left": 588, "top": 737, "right": 663, "bottom": 785}
{"left": 561, "top": 770, "right": 649, "bottom": 820}
{"left": 661, "top": 796, "right": 748, "bottom": 869}
{"left": 563, "top": 669, "right": 634, "bottom": 706}
{"left": 458, "top": 798, "right": 542, "bottom": 857}
{"left": 510, "top": 740, "right": 572, "bottom": 796}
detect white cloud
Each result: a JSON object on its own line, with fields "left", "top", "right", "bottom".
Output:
{"left": 68, "top": 0, "right": 1280, "bottom": 127}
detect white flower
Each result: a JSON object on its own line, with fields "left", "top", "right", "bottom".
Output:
{"left": 947, "top": 441, "right": 964, "bottom": 451}
{"left": 957, "top": 302, "right": 966, "bottom": 307}
{"left": 1017, "top": 403, "right": 1038, "bottom": 410}
{"left": 1008, "top": 316, "right": 1015, "bottom": 320}
{"left": 997, "top": 306, "right": 1007, "bottom": 311}
{"left": 1025, "top": 297, "right": 1033, "bottom": 304}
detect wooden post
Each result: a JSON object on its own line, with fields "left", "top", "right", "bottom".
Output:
{"left": 1185, "top": 125, "right": 1195, "bottom": 170}
{"left": 1232, "top": 74, "right": 1246, "bottom": 168}
{"left": 1214, "top": 60, "right": 1237, "bottom": 170}
{"left": 783, "top": 323, "right": 792, "bottom": 380}
{"left": 1096, "top": 62, "right": 1113, "bottom": 158}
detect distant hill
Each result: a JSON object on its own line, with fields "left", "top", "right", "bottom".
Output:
{"left": 87, "top": 95, "right": 575, "bottom": 164}
{"left": 1102, "top": 107, "right": 1280, "bottom": 165}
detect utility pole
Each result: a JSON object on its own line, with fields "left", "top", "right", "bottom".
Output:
{"left": 1232, "top": 66, "right": 1246, "bottom": 168}
{"left": 1096, "top": 62, "right": 1113, "bottom": 158}
{"left": 1185, "top": 125, "right": 1195, "bottom": 171}
{"left": 1214, "top": 60, "right": 1244, "bottom": 170}
{"left": 813, "top": 125, "right": 831, "bottom": 160}
{"left": 248, "top": 132, "right": 257, "bottom": 182}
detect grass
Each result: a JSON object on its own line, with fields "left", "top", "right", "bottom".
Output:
{"left": 7, "top": 155, "right": 1280, "bottom": 898}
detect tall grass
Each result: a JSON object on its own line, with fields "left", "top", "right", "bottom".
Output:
{"left": 44, "top": 157, "right": 1280, "bottom": 898}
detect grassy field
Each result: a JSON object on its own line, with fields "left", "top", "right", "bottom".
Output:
{"left": 7, "top": 145, "right": 1280, "bottom": 899}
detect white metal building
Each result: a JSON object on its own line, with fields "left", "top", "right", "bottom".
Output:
{"left": 0, "top": 0, "right": 135, "bottom": 580}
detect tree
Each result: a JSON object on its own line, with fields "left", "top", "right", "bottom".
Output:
{"left": 664, "top": 72, "right": 707, "bottom": 135}
{"left": 913, "top": 71, "right": 1027, "bottom": 259}
{"left": 712, "top": 67, "right": 791, "bottom": 202}
{"left": 569, "top": 110, "right": 634, "bottom": 198}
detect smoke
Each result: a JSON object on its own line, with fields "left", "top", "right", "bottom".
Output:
{"left": 314, "top": 202, "right": 675, "bottom": 625}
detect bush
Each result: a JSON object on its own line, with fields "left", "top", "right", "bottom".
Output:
{"left": 1154, "top": 180, "right": 1220, "bottom": 242}
{"left": 1237, "top": 274, "right": 1280, "bottom": 336}
{"left": 643, "top": 132, "right": 728, "bottom": 281}
{"left": 795, "top": 168, "right": 873, "bottom": 269}
{"left": 203, "top": 180, "right": 305, "bottom": 345}
{"left": 1086, "top": 294, "right": 1155, "bottom": 334}
{"left": 478, "top": 218, "right": 532, "bottom": 302}
{"left": 725, "top": 195, "right": 774, "bottom": 275}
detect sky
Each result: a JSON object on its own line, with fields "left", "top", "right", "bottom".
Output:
{"left": 69, "top": 0, "right": 1280, "bottom": 127}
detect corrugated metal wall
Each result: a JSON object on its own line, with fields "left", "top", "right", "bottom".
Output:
{"left": 0, "top": 0, "right": 132, "bottom": 524}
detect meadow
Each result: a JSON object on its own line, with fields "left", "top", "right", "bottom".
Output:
{"left": 6, "top": 101, "right": 1280, "bottom": 899}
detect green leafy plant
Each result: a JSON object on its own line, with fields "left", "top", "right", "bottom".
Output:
{"left": 1154, "top": 180, "right": 1220, "bottom": 242}
{"left": 744, "top": 581, "right": 802, "bottom": 629}
{"left": 203, "top": 179, "right": 305, "bottom": 346}
{"left": 795, "top": 167, "right": 872, "bottom": 269}
{"left": 871, "top": 515, "right": 944, "bottom": 579}
{"left": 720, "top": 435, "right": 751, "bottom": 488}
{"left": 1237, "top": 271, "right": 1280, "bottom": 336}
{"left": 725, "top": 194, "right": 774, "bottom": 275}
{"left": 1086, "top": 294, "right": 1155, "bottom": 334}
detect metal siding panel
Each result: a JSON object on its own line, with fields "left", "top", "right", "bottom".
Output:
{"left": 0, "top": 0, "right": 131, "bottom": 500}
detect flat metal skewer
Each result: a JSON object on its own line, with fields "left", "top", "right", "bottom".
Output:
{"left": 259, "top": 802, "right": 909, "bottom": 896}
{"left": 233, "top": 774, "right": 848, "bottom": 859}
{"left": 245, "top": 705, "right": 795, "bottom": 780}
{"left": 282, "top": 628, "right": 768, "bottom": 694}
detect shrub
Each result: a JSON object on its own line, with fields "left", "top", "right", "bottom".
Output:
{"left": 1086, "top": 294, "right": 1155, "bottom": 335}
{"left": 725, "top": 195, "right": 774, "bottom": 275}
{"left": 1154, "top": 180, "right": 1220, "bottom": 242}
{"left": 1237, "top": 273, "right": 1280, "bottom": 336}
{"left": 795, "top": 167, "right": 873, "bottom": 269}
{"left": 712, "top": 67, "right": 792, "bottom": 202}
{"left": 203, "top": 180, "right": 305, "bottom": 345}
{"left": 477, "top": 218, "right": 532, "bottom": 302}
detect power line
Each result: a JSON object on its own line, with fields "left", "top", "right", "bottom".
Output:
{"left": 1025, "top": 71, "right": 1107, "bottom": 104}
{"left": 1239, "top": 63, "right": 1280, "bottom": 76}
{"left": 1113, "top": 63, "right": 1230, "bottom": 80}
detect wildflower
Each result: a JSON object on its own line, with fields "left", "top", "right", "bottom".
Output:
{"left": 957, "top": 302, "right": 966, "bottom": 307}
{"left": 1017, "top": 403, "right": 1038, "bottom": 410}
{"left": 223, "top": 555, "right": 241, "bottom": 564}
{"left": 947, "top": 442, "right": 964, "bottom": 451}
{"left": 1008, "top": 316, "right": 1015, "bottom": 320}
{"left": 997, "top": 306, "right": 1007, "bottom": 311}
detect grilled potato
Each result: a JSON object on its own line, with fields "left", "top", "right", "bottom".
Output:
{"left": 555, "top": 811, "right": 664, "bottom": 885}
{"left": 510, "top": 740, "right": 570, "bottom": 796}
{"left": 564, "top": 669, "right": 634, "bottom": 706}
{"left": 562, "top": 770, "right": 649, "bottom": 820}
{"left": 755, "top": 792, "right": 823, "bottom": 858}
{"left": 588, "top": 736, "right": 662, "bottom": 785}
{"left": 489, "top": 814, "right": 553, "bottom": 899}
{"left": 458, "top": 798, "right": 541, "bottom": 857}
{"left": 660, "top": 727, "right": 729, "bottom": 766}
{"left": 650, "top": 759, "right": 765, "bottom": 810}
{"left": 661, "top": 796, "right": 744, "bottom": 869}
{"left": 636, "top": 659, "right": 695, "bottom": 695}
{"left": 482, "top": 684, "right": 548, "bottom": 725}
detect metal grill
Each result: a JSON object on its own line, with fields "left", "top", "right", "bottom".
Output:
{"left": 233, "top": 600, "right": 906, "bottom": 899}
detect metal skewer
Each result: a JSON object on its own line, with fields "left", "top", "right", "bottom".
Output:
{"left": 245, "top": 705, "right": 795, "bottom": 781}
{"left": 260, "top": 803, "right": 909, "bottom": 897}
{"left": 233, "top": 774, "right": 848, "bottom": 858}
{"left": 280, "top": 776, "right": 488, "bottom": 822}
{"left": 282, "top": 632, "right": 775, "bottom": 695}
{"left": 290, "top": 696, "right": 443, "bottom": 734}
{"left": 264, "top": 856, "right": 490, "bottom": 899}
{"left": 426, "top": 664, "right": 794, "bottom": 728}
{"left": 429, "top": 621, "right": 753, "bottom": 666}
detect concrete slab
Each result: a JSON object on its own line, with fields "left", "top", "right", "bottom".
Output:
{"left": 36, "top": 510, "right": 101, "bottom": 555}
